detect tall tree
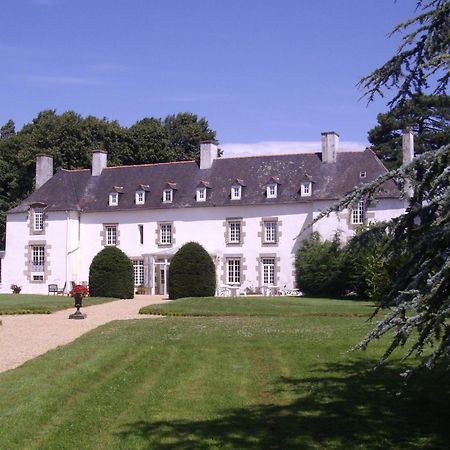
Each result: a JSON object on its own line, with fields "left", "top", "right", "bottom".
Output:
{"left": 164, "top": 112, "right": 216, "bottom": 161}
{"left": 0, "top": 120, "right": 15, "bottom": 140}
{"left": 317, "top": 0, "right": 450, "bottom": 376}
{"left": 368, "top": 94, "right": 450, "bottom": 169}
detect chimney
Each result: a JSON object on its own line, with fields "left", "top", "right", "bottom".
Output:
{"left": 321, "top": 131, "right": 339, "bottom": 163}
{"left": 92, "top": 150, "right": 107, "bottom": 176}
{"left": 199, "top": 141, "right": 218, "bottom": 169}
{"left": 35, "top": 154, "right": 54, "bottom": 189}
{"left": 402, "top": 128, "right": 414, "bottom": 166}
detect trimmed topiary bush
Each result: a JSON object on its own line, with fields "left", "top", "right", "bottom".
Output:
{"left": 168, "top": 242, "right": 216, "bottom": 300}
{"left": 89, "top": 247, "right": 134, "bottom": 299}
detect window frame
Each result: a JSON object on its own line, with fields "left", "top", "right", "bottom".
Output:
{"left": 106, "top": 225, "right": 117, "bottom": 246}
{"left": 109, "top": 192, "right": 119, "bottom": 206}
{"left": 228, "top": 221, "right": 241, "bottom": 244}
{"left": 300, "top": 182, "right": 312, "bottom": 197}
{"left": 159, "top": 223, "right": 172, "bottom": 245}
{"left": 231, "top": 185, "right": 242, "bottom": 200}
{"left": 196, "top": 187, "right": 207, "bottom": 202}
{"left": 351, "top": 200, "right": 365, "bottom": 225}
{"left": 262, "top": 258, "right": 275, "bottom": 285}
{"left": 33, "top": 207, "right": 44, "bottom": 231}
{"left": 266, "top": 184, "right": 277, "bottom": 198}
{"left": 227, "top": 258, "right": 241, "bottom": 285}
{"left": 132, "top": 259, "right": 145, "bottom": 286}
{"left": 163, "top": 189, "right": 173, "bottom": 203}
{"left": 31, "top": 245, "right": 45, "bottom": 273}
{"left": 263, "top": 221, "right": 277, "bottom": 244}
{"left": 135, "top": 190, "right": 145, "bottom": 205}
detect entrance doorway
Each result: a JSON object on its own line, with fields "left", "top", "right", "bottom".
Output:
{"left": 154, "top": 259, "right": 170, "bottom": 296}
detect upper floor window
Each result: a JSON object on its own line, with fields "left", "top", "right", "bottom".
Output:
{"left": 264, "top": 221, "right": 277, "bottom": 243}
{"left": 160, "top": 223, "right": 172, "bottom": 245}
{"left": 231, "top": 185, "right": 241, "bottom": 200}
{"left": 135, "top": 190, "right": 145, "bottom": 205}
{"left": 267, "top": 184, "right": 277, "bottom": 198}
{"left": 196, "top": 187, "right": 206, "bottom": 202}
{"left": 300, "top": 182, "right": 312, "bottom": 197}
{"left": 106, "top": 225, "right": 117, "bottom": 245}
{"left": 351, "top": 200, "right": 365, "bottom": 225}
{"left": 228, "top": 221, "right": 241, "bottom": 244}
{"left": 109, "top": 192, "right": 119, "bottom": 206}
{"left": 34, "top": 207, "right": 44, "bottom": 231}
{"left": 163, "top": 189, "right": 173, "bottom": 203}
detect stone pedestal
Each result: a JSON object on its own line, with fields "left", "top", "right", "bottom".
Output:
{"left": 69, "top": 310, "right": 87, "bottom": 320}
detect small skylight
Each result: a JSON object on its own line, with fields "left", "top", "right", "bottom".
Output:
{"left": 360, "top": 171, "right": 367, "bottom": 178}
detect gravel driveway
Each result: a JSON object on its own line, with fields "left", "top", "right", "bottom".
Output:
{"left": 0, "top": 295, "right": 169, "bottom": 374}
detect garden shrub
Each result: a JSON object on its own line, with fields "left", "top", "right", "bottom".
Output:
{"left": 89, "top": 247, "right": 134, "bottom": 299}
{"left": 168, "top": 242, "right": 216, "bottom": 300}
{"left": 295, "top": 232, "right": 349, "bottom": 297}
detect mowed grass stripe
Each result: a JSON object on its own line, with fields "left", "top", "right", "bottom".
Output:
{"left": 139, "top": 296, "right": 376, "bottom": 318}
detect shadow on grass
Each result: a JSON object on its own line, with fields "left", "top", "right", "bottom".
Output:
{"left": 116, "top": 360, "right": 449, "bottom": 449}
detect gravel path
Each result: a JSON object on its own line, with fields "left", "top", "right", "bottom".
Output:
{"left": 0, "top": 295, "right": 169, "bottom": 374}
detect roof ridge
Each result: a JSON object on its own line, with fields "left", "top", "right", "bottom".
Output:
{"left": 106, "top": 160, "right": 196, "bottom": 169}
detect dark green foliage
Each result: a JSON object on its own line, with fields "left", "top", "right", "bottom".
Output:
{"left": 168, "top": 242, "right": 216, "bottom": 300}
{"left": 295, "top": 232, "right": 348, "bottom": 297}
{"left": 345, "top": 227, "right": 402, "bottom": 300}
{"left": 368, "top": 95, "right": 450, "bottom": 169}
{"left": 0, "top": 111, "right": 216, "bottom": 248}
{"left": 89, "top": 247, "right": 134, "bottom": 299}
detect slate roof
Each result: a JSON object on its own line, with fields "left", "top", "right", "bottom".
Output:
{"left": 8, "top": 150, "right": 400, "bottom": 214}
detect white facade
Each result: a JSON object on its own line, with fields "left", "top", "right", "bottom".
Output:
{"left": 1, "top": 199, "right": 404, "bottom": 295}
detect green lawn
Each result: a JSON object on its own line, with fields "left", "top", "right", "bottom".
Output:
{"left": 0, "top": 298, "right": 448, "bottom": 449}
{"left": 139, "top": 295, "right": 376, "bottom": 317}
{"left": 0, "top": 294, "right": 118, "bottom": 314}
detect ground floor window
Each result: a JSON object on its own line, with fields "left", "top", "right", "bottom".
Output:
{"left": 262, "top": 258, "right": 275, "bottom": 285}
{"left": 227, "top": 258, "right": 241, "bottom": 284}
{"left": 32, "top": 245, "right": 45, "bottom": 272}
{"left": 132, "top": 259, "right": 144, "bottom": 286}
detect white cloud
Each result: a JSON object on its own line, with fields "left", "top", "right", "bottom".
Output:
{"left": 221, "top": 140, "right": 368, "bottom": 158}
{"left": 24, "top": 75, "right": 102, "bottom": 86}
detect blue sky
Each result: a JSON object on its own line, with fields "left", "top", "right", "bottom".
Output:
{"left": 0, "top": 0, "right": 414, "bottom": 152}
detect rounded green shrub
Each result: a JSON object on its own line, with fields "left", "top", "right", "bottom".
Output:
{"left": 168, "top": 242, "right": 216, "bottom": 300}
{"left": 89, "top": 247, "right": 134, "bottom": 299}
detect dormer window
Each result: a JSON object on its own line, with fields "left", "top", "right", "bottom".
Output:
{"left": 267, "top": 184, "right": 277, "bottom": 198}
{"left": 196, "top": 187, "right": 207, "bottom": 202}
{"left": 34, "top": 207, "right": 44, "bottom": 231}
{"left": 135, "top": 190, "right": 145, "bottom": 205}
{"left": 231, "top": 185, "right": 241, "bottom": 200}
{"left": 109, "top": 192, "right": 119, "bottom": 206}
{"left": 300, "top": 182, "right": 312, "bottom": 197}
{"left": 163, "top": 189, "right": 173, "bottom": 203}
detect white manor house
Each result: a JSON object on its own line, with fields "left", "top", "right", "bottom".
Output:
{"left": 0, "top": 131, "right": 411, "bottom": 295}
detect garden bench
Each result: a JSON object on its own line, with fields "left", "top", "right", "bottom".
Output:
{"left": 48, "top": 282, "right": 66, "bottom": 296}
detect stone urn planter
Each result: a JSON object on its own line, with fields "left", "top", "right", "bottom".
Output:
{"left": 69, "top": 285, "right": 89, "bottom": 319}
